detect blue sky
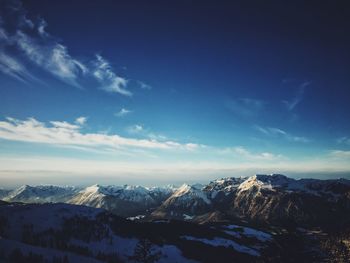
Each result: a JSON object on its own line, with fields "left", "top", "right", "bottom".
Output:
{"left": 0, "top": 0, "right": 350, "bottom": 187}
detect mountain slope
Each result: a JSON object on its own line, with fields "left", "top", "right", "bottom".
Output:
{"left": 151, "top": 184, "right": 212, "bottom": 220}
{"left": 69, "top": 184, "right": 175, "bottom": 217}
{"left": 0, "top": 202, "right": 280, "bottom": 263}
{"left": 3, "top": 185, "right": 79, "bottom": 203}
{"left": 152, "top": 174, "right": 350, "bottom": 227}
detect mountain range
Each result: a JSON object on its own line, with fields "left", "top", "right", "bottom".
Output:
{"left": 1, "top": 174, "right": 350, "bottom": 262}
{"left": 2, "top": 174, "right": 350, "bottom": 227}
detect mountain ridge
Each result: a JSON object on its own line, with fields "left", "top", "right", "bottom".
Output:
{"left": 2, "top": 174, "right": 350, "bottom": 226}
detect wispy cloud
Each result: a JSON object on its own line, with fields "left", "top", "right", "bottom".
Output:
{"left": 218, "top": 146, "right": 283, "bottom": 161}
{"left": 147, "top": 133, "right": 168, "bottom": 141}
{"left": 115, "top": 108, "right": 132, "bottom": 117}
{"left": 282, "top": 81, "right": 311, "bottom": 111}
{"left": 126, "top": 126, "right": 173, "bottom": 145}
{"left": 0, "top": 1, "right": 136, "bottom": 96}
{"left": 0, "top": 1, "right": 86, "bottom": 87}
{"left": 337, "top": 136, "right": 350, "bottom": 145}
{"left": 226, "top": 98, "right": 265, "bottom": 117}
{"left": 127, "top": 124, "right": 144, "bottom": 134}
{"left": 255, "top": 125, "right": 310, "bottom": 143}
{"left": 0, "top": 51, "right": 33, "bottom": 83}
{"left": 15, "top": 32, "right": 87, "bottom": 87}
{"left": 329, "top": 150, "right": 350, "bottom": 159}
{"left": 92, "top": 55, "right": 131, "bottom": 96}
{"left": 137, "top": 81, "right": 152, "bottom": 90}
{"left": 0, "top": 117, "right": 201, "bottom": 151}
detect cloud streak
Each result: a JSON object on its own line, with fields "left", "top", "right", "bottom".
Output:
{"left": 16, "top": 32, "right": 87, "bottom": 87}
{"left": 282, "top": 81, "right": 311, "bottom": 111}
{"left": 0, "top": 51, "right": 33, "bottom": 83}
{"left": 255, "top": 125, "right": 310, "bottom": 143}
{"left": 127, "top": 124, "right": 144, "bottom": 134}
{"left": 329, "top": 150, "right": 350, "bottom": 159}
{"left": 337, "top": 137, "right": 350, "bottom": 146}
{"left": 115, "top": 108, "right": 132, "bottom": 117}
{"left": 218, "top": 146, "right": 283, "bottom": 161}
{"left": 0, "top": 117, "right": 201, "bottom": 152}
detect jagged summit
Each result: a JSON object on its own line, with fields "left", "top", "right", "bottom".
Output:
{"left": 237, "top": 174, "right": 292, "bottom": 191}
{"left": 172, "top": 183, "right": 210, "bottom": 204}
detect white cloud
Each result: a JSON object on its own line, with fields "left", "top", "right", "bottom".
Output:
{"left": 127, "top": 124, "right": 144, "bottom": 134}
{"left": 50, "top": 120, "right": 80, "bottom": 130}
{"left": 93, "top": 55, "right": 131, "bottom": 96}
{"left": 75, "top": 116, "right": 87, "bottom": 125}
{"left": 115, "top": 108, "right": 132, "bottom": 117}
{"left": 15, "top": 31, "right": 87, "bottom": 87}
{"left": 255, "top": 125, "right": 310, "bottom": 143}
{"left": 0, "top": 51, "right": 30, "bottom": 82}
{"left": 37, "top": 19, "right": 48, "bottom": 37}
{"left": 147, "top": 133, "right": 167, "bottom": 141}
{"left": 0, "top": 117, "right": 201, "bottom": 152}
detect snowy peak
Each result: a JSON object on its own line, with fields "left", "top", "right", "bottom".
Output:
{"left": 172, "top": 183, "right": 211, "bottom": 204}
{"left": 4, "top": 185, "right": 79, "bottom": 203}
{"left": 205, "top": 177, "right": 246, "bottom": 193}
{"left": 68, "top": 184, "right": 177, "bottom": 216}
{"left": 235, "top": 174, "right": 350, "bottom": 198}
{"left": 237, "top": 174, "right": 290, "bottom": 192}
{"left": 151, "top": 183, "right": 212, "bottom": 219}
{"left": 77, "top": 184, "right": 174, "bottom": 203}
{"left": 253, "top": 174, "right": 291, "bottom": 185}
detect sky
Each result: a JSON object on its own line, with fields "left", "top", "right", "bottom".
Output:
{"left": 0, "top": 0, "right": 350, "bottom": 187}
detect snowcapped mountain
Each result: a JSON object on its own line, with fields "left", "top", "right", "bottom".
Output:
{"left": 151, "top": 174, "right": 350, "bottom": 226}
{"left": 1, "top": 174, "right": 349, "bottom": 227}
{"left": 235, "top": 174, "right": 350, "bottom": 196}
{"left": 151, "top": 184, "right": 212, "bottom": 220}
{"left": 0, "top": 184, "right": 176, "bottom": 217}
{"left": 68, "top": 184, "right": 176, "bottom": 217}
{"left": 227, "top": 174, "right": 350, "bottom": 226}
{"left": 1, "top": 175, "right": 350, "bottom": 262}
{"left": 3, "top": 185, "right": 80, "bottom": 203}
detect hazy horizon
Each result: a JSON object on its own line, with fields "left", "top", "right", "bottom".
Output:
{"left": 1, "top": 170, "right": 350, "bottom": 189}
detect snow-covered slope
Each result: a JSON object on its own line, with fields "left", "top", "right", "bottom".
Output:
{"left": 151, "top": 184, "right": 212, "bottom": 219}
{"left": 172, "top": 184, "right": 211, "bottom": 205}
{"left": 3, "top": 185, "right": 80, "bottom": 203}
{"left": 236, "top": 174, "right": 350, "bottom": 197}
{"left": 152, "top": 174, "right": 350, "bottom": 225}
{"left": 69, "top": 184, "right": 176, "bottom": 217}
